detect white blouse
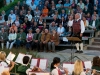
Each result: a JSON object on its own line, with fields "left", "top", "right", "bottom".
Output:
{"left": 8, "top": 33, "right": 17, "bottom": 40}
{"left": 67, "top": 20, "right": 73, "bottom": 27}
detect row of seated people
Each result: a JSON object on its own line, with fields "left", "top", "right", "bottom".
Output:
{"left": 0, "top": 51, "right": 100, "bottom": 75}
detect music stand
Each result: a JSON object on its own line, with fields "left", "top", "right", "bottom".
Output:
{"left": 67, "top": 37, "right": 82, "bottom": 63}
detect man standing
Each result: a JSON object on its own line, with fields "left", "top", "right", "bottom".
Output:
{"left": 0, "top": 28, "right": 8, "bottom": 50}
{"left": 32, "top": 28, "right": 41, "bottom": 52}
{"left": 72, "top": 13, "right": 85, "bottom": 53}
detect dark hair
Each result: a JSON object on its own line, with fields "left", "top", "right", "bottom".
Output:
{"left": 23, "top": 56, "right": 30, "bottom": 64}
{"left": 97, "top": 58, "right": 100, "bottom": 67}
{"left": 50, "top": 57, "right": 60, "bottom": 71}
{"left": 93, "top": 56, "right": 99, "bottom": 66}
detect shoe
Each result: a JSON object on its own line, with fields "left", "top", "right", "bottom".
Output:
{"left": 79, "top": 51, "right": 83, "bottom": 53}
{"left": 75, "top": 51, "right": 79, "bottom": 53}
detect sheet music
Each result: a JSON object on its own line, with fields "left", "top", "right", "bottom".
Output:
{"left": 28, "top": 72, "right": 50, "bottom": 75}
{"left": 63, "top": 63, "right": 74, "bottom": 74}
{"left": 30, "top": 59, "right": 38, "bottom": 69}
{"left": 39, "top": 59, "right": 47, "bottom": 70}
{"left": 15, "top": 53, "right": 25, "bottom": 64}
{"left": 6, "top": 52, "right": 15, "bottom": 64}
{"left": 63, "top": 37, "right": 68, "bottom": 41}
{"left": 84, "top": 61, "right": 92, "bottom": 69}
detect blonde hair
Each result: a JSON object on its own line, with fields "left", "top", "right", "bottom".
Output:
{"left": 0, "top": 51, "right": 6, "bottom": 61}
{"left": 73, "top": 60, "right": 83, "bottom": 75}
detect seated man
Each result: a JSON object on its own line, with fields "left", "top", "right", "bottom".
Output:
{"left": 32, "top": 28, "right": 41, "bottom": 51}
{"left": 16, "top": 28, "right": 26, "bottom": 48}
{"left": 40, "top": 29, "right": 50, "bottom": 52}
{"left": 0, "top": 28, "right": 8, "bottom": 50}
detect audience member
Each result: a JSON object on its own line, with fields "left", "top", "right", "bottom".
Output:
{"left": 0, "top": 28, "right": 8, "bottom": 50}
{"left": 48, "top": 30, "right": 59, "bottom": 52}
{"left": 16, "top": 28, "right": 26, "bottom": 48}
{"left": 49, "top": 21, "right": 57, "bottom": 33}
{"left": 26, "top": 11, "right": 32, "bottom": 22}
{"left": 82, "top": 16, "right": 89, "bottom": 29}
{"left": 31, "top": 22, "right": 38, "bottom": 33}
{"left": 28, "top": 7, "right": 34, "bottom": 17}
{"left": 19, "top": 11, "right": 25, "bottom": 22}
{"left": 8, "top": 10, "right": 16, "bottom": 22}
{"left": 10, "top": 23, "right": 17, "bottom": 33}
{"left": 1, "top": 10, "right": 8, "bottom": 21}
{"left": 57, "top": 23, "right": 65, "bottom": 36}
{"left": 37, "top": 1, "right": 44, "bottom": 11}
{"left": 59, "top": 9, "right": 67, "bottom": 19}
{"left": 77, "top": 0, "right": 85, "bottom": 10}
{"left": 34, "top": 7, "right": 41, "bottom": 17}
{"left": 30, "top": 1, "right": 36, "bottom": 11}
{"left": 6, "top": 29, "right": 17, "bottom": 49}
{"left": 14, "top": 16, "right": 22, "bottom": 27}
{"left": 21, "top": 6, "right": 26, "bottom": 15}
{"left": 42, "top": 6, "right": 49, "bottom": 17}
{"left": 26, "top": 29, "right": 33, "bottom": 51}
{"left": 40, "top": 29, "right": 50, "bottom": 52}
{"left": 50, "top": 57, "right": 68, "bottom": 75}
{"left": 32, "top": 28, "right": 41, "bottom": 51}
{"left": 0, "top": 14, "right": 5, "bottom": 25}
{"left": 56, "top": 1, "right": 62, "bottom": 10}
{"left": 13, "top": 6, "right": 19, "bottom": 15}
{"left": 89, "top": 15, "right": 100, "bottom": 31}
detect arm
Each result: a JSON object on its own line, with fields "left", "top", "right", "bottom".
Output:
{"left": 80, "top": 20, "right": 85, "bottom": 37}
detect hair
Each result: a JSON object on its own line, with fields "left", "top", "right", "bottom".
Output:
{"left": 0, "top": 51, "right": 6, "bottom": 61}
{"left": 93, "top": 56, "right": 99, "bottom": 66}
{"left": 50, "top": 57, "right": 60, "bottom": 71}
{"left": 23, "top": 56, "right": 30, "bottom": 64}
{"left": 97, "top": 58, "right": 100, "bottom": 67}
{"left": 73, "top": 60, "right": 83, "bottom": 75}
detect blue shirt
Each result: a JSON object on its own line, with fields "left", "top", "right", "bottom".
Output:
{"left": 56, "top": 4, "right": 62, "bottom": 9}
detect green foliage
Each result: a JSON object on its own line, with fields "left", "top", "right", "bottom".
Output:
{"left": 0, "top": 0, "right": 23, "bottom": 13}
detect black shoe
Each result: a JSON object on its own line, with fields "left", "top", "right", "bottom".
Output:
{"left": 79, "top": 51, "right": 83, "bottom": 53}
{"left": 75, "top": 51, "right": 79, "bottom": 53}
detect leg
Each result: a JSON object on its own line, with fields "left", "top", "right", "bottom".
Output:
{"left": 9, "top": 40, "right": 16, "bottom": 49}
{"left": 75, "top": 43, "right": 79, "bottom": 53}
{"left": 48, "top": 42, "right": 51, "bottom": 51}
{"left": 44, "top": 42, "right": 48, "bottom": 52}
{"left": 40, "top": 42, "right": 43, "bottom": 51}
{"left": 1, "top": 43, "right": 4, "bottom": 50}
{"left": 6, "top": 41, "right": 9, "bottom": 49}
{"left": 26, "top": 42, "right": 30, "bottom": 50}
{"left": 36, "top": 41, "right": 40, "bottom": 52}
{"left": 79, "top": 43, "right": 83, "bottom": 53}
{"left": 31, "top": 42, "right": 35, "bottom": 50}
{"left": 52, "top": 42, "right": 55, "bottom": 52}
{"left": 16, "top": 40, "right": 21, "bottom": 48}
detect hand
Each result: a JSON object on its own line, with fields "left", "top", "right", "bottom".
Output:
{"left": 86, "top": 68, "right": 90, "bottom": 73}
{"left": 10, "top": 61, "right": 15, "bottom": 67}
{"left": 51, "top": 40, "right": 53, "bottom": 42}
{"left": 63, "top": 68, "right": 68, "bottom": 75}
{"left": 80, "top": 33, "right": 83, "bottom": 37}
{"left": 43, "top": 41, "right": 46, "bottom": 43}
{"left": 92, "top": 69, "right": 96, "bottom": 74}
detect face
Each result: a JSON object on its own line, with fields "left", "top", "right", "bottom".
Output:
{"left": 36, "top": 29, "right": 40, "bottom": 33}
{"left": 75, "top": 14, "right": 79, "bottom": 19}
{"left": 45, "top": 29, "right": 48, "bottom": 33}
{"left": 29, "top": 30, "right": 32, "bottom": 33}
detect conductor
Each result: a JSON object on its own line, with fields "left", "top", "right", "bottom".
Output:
{"left": 72, "top": 13, "right": 85, "bottom": 53}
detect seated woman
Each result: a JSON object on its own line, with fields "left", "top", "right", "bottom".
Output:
{"left": 57, "top": 23, "right": 65, "bottom": 36}
{"left": 42, "top": 6, "right": 49, "bottom": 17}
{"left": 9, "top": 23, "right": 18, "bottom": 33}
{"left": 26, "top": 29, "right": 33, "bottom": 51}
{"left": 0, "top": 51, "right": 15, "bottom": 74}
{"left": 82, "top": 16, "right": 89, "bottom": 30}
{"left": 6, "top": 29, "right": 17, "bottom": 49}
{"left": 50, "top": 57, "right": 68, "bottom": 75}
{"left": 48, "top": 30, "right": 59, "bottom": 52}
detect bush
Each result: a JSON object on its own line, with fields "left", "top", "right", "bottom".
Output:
{"left": 0, "top": 0, "right": 23, "bottom": 13}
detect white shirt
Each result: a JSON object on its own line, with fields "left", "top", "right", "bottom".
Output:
{"left": 67, "top": 20, "right": 73, "bottom": 27}
{"left": 26, "top": 14, "right": 32, "bottom": 21}
{"left": 8, "top": 33, "right": 17, "bottom": 40}
{"left": 57, "top": 27, "right": 65, "bottom": 36}
{"left": 30, "top": 4, "right": 36, "bottom": 10}
{"left": 92, "top": 21, "right": 96, "bottom": 28}
{"left": 8, "top": 14, "right": 16, "bottom": 22}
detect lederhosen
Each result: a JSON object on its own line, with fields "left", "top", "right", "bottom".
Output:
{"left": 72, "top": 19, "right": 82, "bottom": 43}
